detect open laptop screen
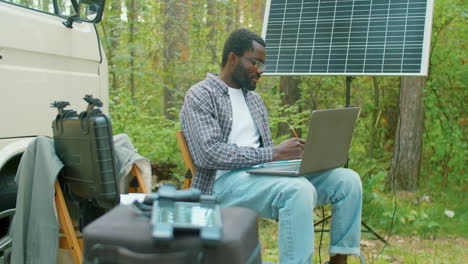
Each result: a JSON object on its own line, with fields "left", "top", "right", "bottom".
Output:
{"left": 247, "top": 107, "right": 360, "bottom": 176}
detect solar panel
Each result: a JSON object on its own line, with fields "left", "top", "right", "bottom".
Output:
{"left": 261, "top": 0, "right": 434, "bottom": 76}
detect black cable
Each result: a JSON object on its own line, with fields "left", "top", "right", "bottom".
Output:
{"left": 317, "top": 206, "right": 325, "bottom": 264}
{"left": 376, "top": 82, "right": 401, "bottom": 258}
{"left": 377, "top": 184, "right": 397, "bottom": 257}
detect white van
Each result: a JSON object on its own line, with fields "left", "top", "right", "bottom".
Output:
{"left": 0, "top": 0, "right": 108, "bottom": 242}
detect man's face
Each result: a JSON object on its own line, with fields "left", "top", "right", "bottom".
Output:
{"left": 232, "top": 41, "right": 266, "bottom": 91}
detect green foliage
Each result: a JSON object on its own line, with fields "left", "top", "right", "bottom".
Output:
{"left": 421, "top": 0, "right": 467, "bottom": 189}
{"left": 358, "top": 174, "right": 467, "bottom": 238}
{"left": 355, "top": 153, "right": 466, "bottom": 239}
{"left": 109, "top": 90, "right": 184, "bottom": 179}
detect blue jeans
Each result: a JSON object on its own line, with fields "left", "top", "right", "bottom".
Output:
{"left": 212, "top": 168, "right": 362, "bottom": 264}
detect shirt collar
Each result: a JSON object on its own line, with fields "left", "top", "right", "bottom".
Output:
{"left": 206, "top": 73, "right": 249, "bottom": 96}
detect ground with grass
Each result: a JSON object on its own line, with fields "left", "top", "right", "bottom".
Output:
{"left": 259, "top": 216, "right": 467, "bottom": 264}
{"left": 359, "top": 235, "right": 467, "bottom": 264}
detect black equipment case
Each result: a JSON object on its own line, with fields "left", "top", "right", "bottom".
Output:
{"left": 51, "top": 95, "right": 119, "bottom": 209}
{"left": 82, "top": 204, "right": 262, "bottom": 264}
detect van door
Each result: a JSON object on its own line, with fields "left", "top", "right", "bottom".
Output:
{"left": 0, "top": 0, "right": 108, "bottom": 142}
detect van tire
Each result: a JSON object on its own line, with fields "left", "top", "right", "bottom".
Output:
{"left": 0, "top": 172, "right": 17, "bottom": 212}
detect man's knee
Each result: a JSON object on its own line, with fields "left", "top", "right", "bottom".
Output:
{"left": 336, "top": 168, "right": 362, "bottom": 195}
{"left": 282, "top": 178, "right": 317, "bottom": 208}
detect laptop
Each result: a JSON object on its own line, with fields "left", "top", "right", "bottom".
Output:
{"left": 247, "top": 107, "right": 360, "bottom": 176}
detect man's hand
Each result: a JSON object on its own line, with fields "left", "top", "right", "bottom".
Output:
{"left": 272, "top": 138, "right": 305, "bottom": 161}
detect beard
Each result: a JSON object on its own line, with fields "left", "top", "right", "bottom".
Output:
{"left": 232, "top": 63, "right": 258, "bottom": 91}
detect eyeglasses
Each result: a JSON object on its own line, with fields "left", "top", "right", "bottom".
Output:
{"left": 241, "top": 56, "right": 266, "bottom": 71}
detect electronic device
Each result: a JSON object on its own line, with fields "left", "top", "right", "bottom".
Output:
{"left": 150, "top": 185, "right": 223, "bottom": 246}
{"left": 247, "top": 107, "right": 360, "bottom": 176}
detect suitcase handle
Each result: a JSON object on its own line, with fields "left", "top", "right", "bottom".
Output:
{"left": 87, "top": 244, "right": 203, "bottom": 264}
{"left": 84, "top": 94, "right": 103, "bottom": 110}
{"left": 79, "top": 95, "right": 104, "bottom": 134}
{"left": 51, "top": 101, "right": 77, "bottom": 135}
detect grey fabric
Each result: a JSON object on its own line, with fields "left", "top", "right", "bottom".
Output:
{"left": 11, "top": 136, "right": 63, "bottom": 264}
{"left": 113, "top": 134, "right": 151, "bottom": 193}
{"left": 180, "top": 73, "right": 274, "bottom": 194}
{"left": 10, "top": 134, "right": 152, "bottom": 264}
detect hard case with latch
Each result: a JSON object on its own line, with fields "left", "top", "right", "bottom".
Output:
{"left": 51, "top": 95, "right": 119, "bottom": 210}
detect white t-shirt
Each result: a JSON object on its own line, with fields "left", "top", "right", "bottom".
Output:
{"left": 215, "top": 88, "right": 260, "bottom": 180}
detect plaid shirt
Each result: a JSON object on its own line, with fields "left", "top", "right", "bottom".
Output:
{"left": 180, "top": 73, "right": 274, "bottom": 194}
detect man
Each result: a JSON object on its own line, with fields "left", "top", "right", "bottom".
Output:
{"left": 180, "top": 29, "right": 362, "bottom": 264}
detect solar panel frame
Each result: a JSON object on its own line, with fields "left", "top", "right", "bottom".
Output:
{"left": 261, "top": 0, "right": 434, "bottom": 76}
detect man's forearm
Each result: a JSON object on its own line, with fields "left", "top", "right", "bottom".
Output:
{"left": 192, "top": 142, "right": 273, "bottom": 170}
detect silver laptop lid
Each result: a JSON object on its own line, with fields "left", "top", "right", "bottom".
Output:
{"left": 298, "top": 107, "right": 360, "bottom": 174}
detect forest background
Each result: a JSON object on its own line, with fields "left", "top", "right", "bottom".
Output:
{"left": 99, "top": 0, "right": 466, "bottom": 262}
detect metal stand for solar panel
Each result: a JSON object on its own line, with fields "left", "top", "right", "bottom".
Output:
{"left": 348, "top": 76, "right": 388, "bottom": 245}
{"left": 314, "top": 76, "right": 388, "bottom": 245}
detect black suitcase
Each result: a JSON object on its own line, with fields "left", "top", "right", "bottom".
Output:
{"left": 51, "top": 95, "right": 119, "bottom": 209}
{"left": 83, "top": 204, "right": 262, "bottom": 264}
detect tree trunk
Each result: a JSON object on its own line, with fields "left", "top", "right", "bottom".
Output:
{"left": 225, "top": 0, "right": 240, "bottom": 32}
{"left": 389, "top": 77, "right": 425, "bottom": 191}
{"left": 163, "top": 0, "right": 189, "bottom": 119}
{"left": 126, "top": 0, "right": 138, "bottom": 96}
{"left": 368, "top": 76, "right": 381, "bottom": 158}
{"left": 380, "top": 78, "right": 400, "bottom": 153}
{"left": 206, "top": 0, "right": 217, "bottom": 64}
{"left": 100, "top": 1, "right": 122, "bottom": 91}
{"left": 252, "top": 0, "right": 266, "bottom": 23}
{"left": 42, "top": 0, "right": 50, "bottom": 12}
{"left": 278, "top": 76, "right": 301, "bottom": 137}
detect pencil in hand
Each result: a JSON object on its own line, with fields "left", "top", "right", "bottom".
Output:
{"left": 290, "top": 126, "right": 299, "bottom": 138}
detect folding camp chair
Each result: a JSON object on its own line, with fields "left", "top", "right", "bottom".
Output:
{"left": 176, "top": 131, "right": 195, "bottom": 189}
{"left": 57, "top": 163, "right": 149, "bottom": 264}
